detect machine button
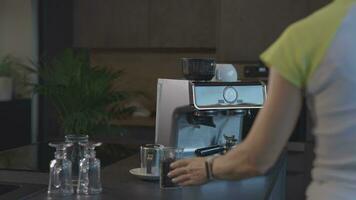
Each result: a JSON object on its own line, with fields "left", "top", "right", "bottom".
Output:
{"left": 223, "top": 87, "right": 238, "bottom": 103}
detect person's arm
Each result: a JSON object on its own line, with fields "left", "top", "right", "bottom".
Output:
{"left": 169, "top": 69, "right": 302, "bottom": 185}
{"left": 212, "top": 69, "right": 302, "bottom": 180}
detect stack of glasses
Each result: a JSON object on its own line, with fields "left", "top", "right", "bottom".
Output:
{"left": 47, "top": 142, "right": 102, "bottom": 196}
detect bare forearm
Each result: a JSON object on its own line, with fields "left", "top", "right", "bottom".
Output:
{"left": 212, "top": 70, "right": 302, "bottom": 180}
{"left": 168, "top": 70, "right": 302, "bottom": 186}
{"left": 212, "top": 144, "right": 262, "bottom": 180}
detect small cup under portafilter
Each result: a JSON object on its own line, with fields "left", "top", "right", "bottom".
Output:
{"left": 181, "top": 58, "right": 216, "bottom": 81}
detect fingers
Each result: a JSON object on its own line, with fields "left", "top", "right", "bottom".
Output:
{"left": 171, "top": 174, "right": 191, "bottom": 184}
{"left": 166, "top": 157, "right": 208, "bottom": 187}
{"left": 168, "top": 167, "right": 189, "bottom": 178}
{"left": 170, "top": 159, "right": 190, "bottom": 169}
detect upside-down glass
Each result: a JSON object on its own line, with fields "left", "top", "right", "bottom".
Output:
{"left": 65, "top": 134, "right": 89, "bottom": 186}
{"left": 48, "top": 142, "right": 74, "bottom": 196}
{"left": 160, "top": 147, "right": 184, "bottom": 189}
{"left": 77, "top": 142, "right": 102, "bottom": 195}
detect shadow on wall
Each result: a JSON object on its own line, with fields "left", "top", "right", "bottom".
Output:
{"left": 90, "top": 49, "right": 216, "bottom": 113}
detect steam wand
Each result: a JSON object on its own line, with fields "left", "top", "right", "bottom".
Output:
{"left": 195, "top": 135, "right": 238, "bottom": 157}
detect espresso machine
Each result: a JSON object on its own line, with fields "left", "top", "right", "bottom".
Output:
{"left": 155, "top": 78, "right": 267, "bottom": 156}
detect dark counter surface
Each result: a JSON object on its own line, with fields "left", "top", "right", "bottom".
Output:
{"left": 0, "top": 149, "right": 286, "bottom": 200}
{"left": 0, "top": 125, "right": 286, "bottom": 199}
{"left": 0, "top": 143, "right": 137, "bottom": 173}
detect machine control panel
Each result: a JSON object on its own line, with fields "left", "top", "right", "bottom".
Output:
{"left": 191, "top": 81, "right": 266, "bottom": 110}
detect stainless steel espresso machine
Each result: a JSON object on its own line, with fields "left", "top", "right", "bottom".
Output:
{"left": 154, "top": 59, "right": 286, "bottom": 200}
{"left": 155, "top": 78, "right": 266, "bottom": 156}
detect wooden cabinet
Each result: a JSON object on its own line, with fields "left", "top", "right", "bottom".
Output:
{"left": 74, "top": 0, "right": 217, "bottom": 48}
{"left": 74, "top": 0, "right": 149, "bottom": 48}
{"left": 73, "top": 0, "right": 331, "bottom": 50}
{"left": 110, "top": 0, "right": 150, "bottom": 48}
{"left": 217, "top": 0, "right": 310, "bottom": 62}
{"left": 216, "top": 0, "right": 334, "bottom": 62}
{"left": 149, "top": 0, "right": 217, "bottom": 48}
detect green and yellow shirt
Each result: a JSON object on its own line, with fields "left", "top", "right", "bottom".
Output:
{"left": 261, "top": 0, "right": 356, "bottom": 199}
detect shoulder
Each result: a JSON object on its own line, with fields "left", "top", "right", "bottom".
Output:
{"left": 284, "top": 1, "right": 350, "bottom": 42}
{"left": 260, "top": 1, "right": 351, "bottom": 88}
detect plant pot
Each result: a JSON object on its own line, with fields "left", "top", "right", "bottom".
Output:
{"left": 65, "top": 134, "right": 89, "bottom": 186}
{"left": 0, "top": 77, "right": 13, "bottom": 101}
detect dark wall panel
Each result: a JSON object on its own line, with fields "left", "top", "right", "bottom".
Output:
{"left": 0, "top": 100, "right": 31, "bottom": 150}
{"left": 217, "top": 0, "right": 332, "bottom": 62}
{"left": 39, "top": 0, "right": 74, "bottom": 141}
{"left": 73, "top": 0, "right": 149, "bottom": 48}
{"left": 149, "top": 0, "right": 217, "bottom": 48}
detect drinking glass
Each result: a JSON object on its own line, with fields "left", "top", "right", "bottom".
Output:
{"left": 48, "top": 142, "right": 74, "bottom": 196}
{"left": 140, "top": 144, "right": 163, "bottom": 176}
{"left": 65, "top": 134, "right": 89, "bottom": 186}
{"left": 160, "top": 147, "right": 184, "bottom": 189}
{"left": 77, "top": 142, "right": 102, "bottom": 195}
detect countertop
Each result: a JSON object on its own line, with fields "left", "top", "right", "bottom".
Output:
{"left": 0, "top": 151, "right": 287, "bottom": 200}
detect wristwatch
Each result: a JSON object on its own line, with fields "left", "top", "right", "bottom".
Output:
{"left": 205, "top": 156, "right": 218, "bottom": 180}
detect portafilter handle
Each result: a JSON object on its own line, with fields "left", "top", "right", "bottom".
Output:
{"left": 195, "top": 145, "right": 225, "bottom": 157}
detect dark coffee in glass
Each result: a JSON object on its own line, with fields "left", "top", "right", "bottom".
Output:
{"left": 160, "top": 158, "right": 176, "bottom": 188}
{"left": 159, "top": 147, "right": 183, "bottom": 189}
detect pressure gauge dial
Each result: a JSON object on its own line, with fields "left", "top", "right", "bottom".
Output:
{"left": 223, "top": 86, "right": 238, "bottom": 103}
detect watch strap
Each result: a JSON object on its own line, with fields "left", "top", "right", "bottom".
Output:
{"left": 205, "top": 156, "right": 217, "bottom": 180}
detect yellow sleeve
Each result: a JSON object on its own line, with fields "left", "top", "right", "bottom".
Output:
{"left": 260, "top": 25, "right": 305, "bottom": 88}
{"left": 260, "top": 1, "right": 351, "bottom": 88}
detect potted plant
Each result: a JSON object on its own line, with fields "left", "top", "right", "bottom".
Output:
{"left": 26, "top": 49, "right": 134, "bottom": 175}
{"left": 0, "top": 56, "right": 15, "bottom": 101}
{"left": 29, "top": 49, "right": 134, "bottom": 136}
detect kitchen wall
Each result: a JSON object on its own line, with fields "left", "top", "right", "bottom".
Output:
{"left": 40, "top": 0, "right": 331, "bottom": 134}
{"left": 91, "top": 50, "right": 216, "bottom": 113}
{"left": 0, "top": 0, "right": 37, "bottom": 63}
{"left": 0, "top": 0, "right": 39, "bottom": 147}
{"left": 88, "top": 0, "right": 332, "bottom": 116}
{"left": 0, "top": 0, "right": 38, "bottom": 99}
